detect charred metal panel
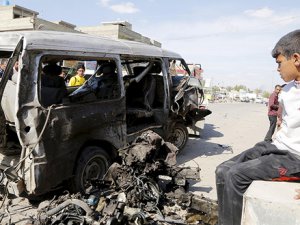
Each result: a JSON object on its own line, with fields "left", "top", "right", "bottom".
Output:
{"left": 13, "top": 51, "right": 126, "bottom": 195}
{"left": 0, "top": 131, "right": 219, "bottom": 225}
{"left": 0, "top": 31, "right": 207, "bottom": 198}
{"left": 22, "top": 95, "right": 126, "bottom": 195}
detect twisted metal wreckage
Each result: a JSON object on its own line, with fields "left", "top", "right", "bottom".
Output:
{"left": 0, "top": 131, "right": 218, "bottom": 225}
{"left": 0, "top": 31, "right": 214, "bottom": 225}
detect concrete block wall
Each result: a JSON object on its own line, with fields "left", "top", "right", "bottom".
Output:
{"left": 34, "top": 18, "right": 81, "bottom": 33}
{"left": 0, "top": 17, "right": 33, "bottom": 31}
{"left": 0, "top": 5, "right": 161, "bottom": 47}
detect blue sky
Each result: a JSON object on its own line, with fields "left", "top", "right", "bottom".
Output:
{"left": 8, "top": 0, "right": 300, "bottom": 91}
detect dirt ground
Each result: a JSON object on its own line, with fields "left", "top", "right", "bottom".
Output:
{"left": 177, "top": 102, "right": 269, "bottom": 200}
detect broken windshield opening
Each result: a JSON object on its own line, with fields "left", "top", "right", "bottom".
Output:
{"left": 38, "top": 56, "right": 121, "bottom": 107}
{"left": 69, "top": 60, "right": 120, "bottom": 103}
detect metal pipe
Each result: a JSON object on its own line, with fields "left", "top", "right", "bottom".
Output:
{"left": 40, "top": 199, "right": 92, "bottom": 221}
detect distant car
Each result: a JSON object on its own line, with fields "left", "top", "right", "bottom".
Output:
{"left": 241, "top": 97, "right": 250, "bottom": 103}
{"left": 255, "top": 98, "right": 263, "bottom": 104}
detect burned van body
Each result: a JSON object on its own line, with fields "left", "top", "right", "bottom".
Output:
{"left": 0, "top": 31, "right": 208, "bottom": 196}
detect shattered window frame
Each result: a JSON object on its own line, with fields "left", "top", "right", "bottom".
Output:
{"left": 121, "top": 56, "right": 171, "bottom": 138}
{"left": 37, "top": 53, "right": 122, "bottom": 107}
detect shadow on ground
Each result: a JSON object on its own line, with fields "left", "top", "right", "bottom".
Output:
{"left": 200, "top": 123, "right": 224, "bottom": 140}
{"left": 177, "top": 123, "right": 233, "bottom": 165}
{"left": 176, "top": 123, "right": 233, "bottom": 194}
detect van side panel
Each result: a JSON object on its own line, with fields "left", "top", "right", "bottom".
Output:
{"left": 30, "top": 98, "right": 126, "bottom": 194}
{"left": 15, "top": 52, "right": 126, "bottom": 195}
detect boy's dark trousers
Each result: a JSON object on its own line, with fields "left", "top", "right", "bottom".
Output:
{"left": 264, "top": 115, "right": 277, "bottom": 142}
{"left": 215, "top": 141, "right": 300, "bottom": 225}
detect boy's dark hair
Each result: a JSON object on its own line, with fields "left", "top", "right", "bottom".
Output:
{"left": 272, "top": 30, "right": 300, "bottom": 59}
{"left": 77, "top": 64, "right": 85, "bottom": 71}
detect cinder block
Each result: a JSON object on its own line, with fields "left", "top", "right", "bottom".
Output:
{"left": 242, "top": 180, "right": 300, "bottom": 225}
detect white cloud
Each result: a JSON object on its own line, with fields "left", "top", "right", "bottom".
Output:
{"left": 270, "top": 15, "right": 298, "bottom": 26}
{"left": 244, "top": 7, "right": 274, "bottom": 18}
{"left": 110, "top": 2, "right": 139, "bottom": 14}
{"left": 135, "top": 8, "right": 300, "bottom": 90}
{"left": 99, "top": 0, "right": 111, "bottom": 7}
{"left": 98, "top": 1, "right": 139, "bottom": 14}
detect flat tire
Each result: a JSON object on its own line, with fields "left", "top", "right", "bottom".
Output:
{"left": 168, "top": 123, "right": 188, "bottom": 152}
{"left": 73, "top": 146, "right": 111, "bottom": 192}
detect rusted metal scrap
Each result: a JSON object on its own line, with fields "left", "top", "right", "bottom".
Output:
{"left": 0, "top": 130, "right": 218, "bottom": 225}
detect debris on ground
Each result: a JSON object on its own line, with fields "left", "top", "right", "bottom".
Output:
{"left": 0, "top": 130, "right": 218, "bottom": 225}
{"left": 217, "top": 144, "right": 233, "bottom": 153}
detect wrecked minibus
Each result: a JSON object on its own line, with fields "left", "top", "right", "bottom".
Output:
{"left": 0, "top": 31, "right": 208, "bottom": 196}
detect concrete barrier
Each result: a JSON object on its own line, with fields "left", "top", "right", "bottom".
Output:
{"left": 241, "top": 180, "right": 300, "bottom": 225}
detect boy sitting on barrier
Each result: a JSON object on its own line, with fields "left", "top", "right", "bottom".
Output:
{"left": 215, "top": 30, "right": 300, "bottom": 225}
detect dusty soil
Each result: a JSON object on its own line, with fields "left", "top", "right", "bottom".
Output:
{"left": 178, "top": 102, "right": 269, "bottom": 200}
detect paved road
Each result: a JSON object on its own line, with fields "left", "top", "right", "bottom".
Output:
{"left": 177, "top": 102, "right": 269, "bottom": 200}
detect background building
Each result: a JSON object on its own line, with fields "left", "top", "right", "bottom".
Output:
{"left": 0, "top": 5, "right": 79, "bottom": 33}
{"left": 79, "top": 21, "right": 161, "bottom": 47}
{"left": 0, "top": 4, "right": 161, "bottom": 47}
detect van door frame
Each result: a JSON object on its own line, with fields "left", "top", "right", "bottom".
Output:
{"left": 122, "top": 56, "right": 171, "bottom": 142}
{"left": 0, "top": 37, "right": 23, "bottom": 148}
{"left": 15, "top": 50, "right": 127, "bottom": 194}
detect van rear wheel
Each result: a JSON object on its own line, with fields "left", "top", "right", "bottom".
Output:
{"left": 168, "top": 123, "right": 188, "bottom": 152}
{"left": 73, "top": 146, "right": 111, "bottom": 193}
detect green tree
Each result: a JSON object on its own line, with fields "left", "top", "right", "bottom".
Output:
{"left": 254, "top": 88, "right": 262, "bottom": 95}
{"left": 233, "top": 85, "right": 247, "bottom": 92}
{"left": 212, "top": 85, "right": 220, "bottom": 92}
{"left": 226, "top": 86, "right": 233, "bottom": 91}
{"left": 262, "top": 91, "right": 270, "bottom": 98}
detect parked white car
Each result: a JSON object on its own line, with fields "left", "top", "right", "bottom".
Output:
{"left": 255, "top": 98, "right": 263, "bottom": 104}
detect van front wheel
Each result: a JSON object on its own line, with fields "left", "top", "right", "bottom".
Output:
{"left": 73, "top": 146, "right": 111, "bottom": 193}
{"left": 168, "top": 123, "right": 188, "bottom": 152}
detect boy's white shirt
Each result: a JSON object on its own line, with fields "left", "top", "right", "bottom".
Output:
{"left": 273, "top": 81, "right": 300, "bottom": 156}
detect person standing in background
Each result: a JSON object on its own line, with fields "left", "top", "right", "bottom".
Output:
{"left": 68, "top": 64, "right": 86, "bottom": 86}
{"left": 264, "top": 84, "right": 281, "bottom": 142}
{"left": 276, "top": 84, "right": 286, "bottom": 130}
{"left": 0, "top": 59, "right": 8, "bottom": 78}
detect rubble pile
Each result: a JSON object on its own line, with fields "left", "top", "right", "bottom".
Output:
{"left": 0, "top": 131, "right": 218, "bottom": 225}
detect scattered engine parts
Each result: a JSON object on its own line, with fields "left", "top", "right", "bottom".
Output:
{"left": 0, "top": 131, "right": 218, "bottom": 225}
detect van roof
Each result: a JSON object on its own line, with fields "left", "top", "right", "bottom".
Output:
{"left": 0, "top": 31, "right": 182, "bottom": 58}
